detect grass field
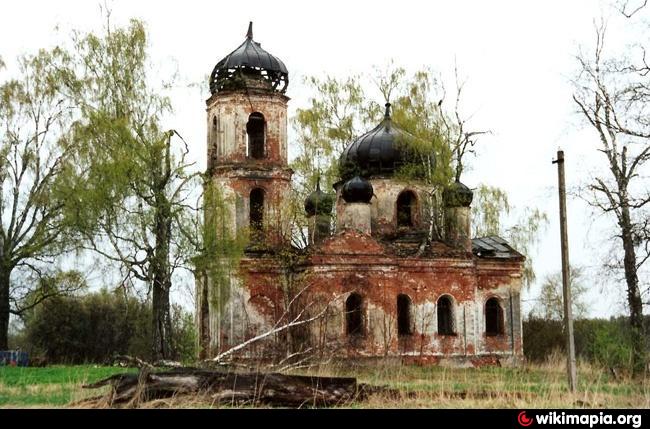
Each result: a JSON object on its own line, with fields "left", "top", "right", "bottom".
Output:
{"left": 0, "top": 366, "right": 137, "bottom": 407}
{"left": 0, "top": 359, "right": 648, "bottom": 408}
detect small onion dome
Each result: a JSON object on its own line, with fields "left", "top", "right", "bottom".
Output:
{"left": 443, "top": 181, "right": 474, "bottom": 208}
{"left": 341, "top": 176, "right": 374, "bottom": 204}
{"left": 304, "top": 179, "right": 334, "bottom": 216}
{"left": 209, "top": 22, "right": 289, "bottom": 94}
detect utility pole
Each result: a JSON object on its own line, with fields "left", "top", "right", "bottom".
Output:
{"left": 552, "top": 149, "right": 577, "bottom": 392}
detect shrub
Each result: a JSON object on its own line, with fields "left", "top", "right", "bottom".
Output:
{"left": 523, "top": 316, "right": 649, "bottom": 372}
{"left": 20, "top": 289, "right": 196, "bottom": 364}
{"left": 523, "top": 317, "right": 563, "bottom": 362}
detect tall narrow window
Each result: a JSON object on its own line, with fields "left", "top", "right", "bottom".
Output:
{"left": 485, "top": 297, "right": 504, "bottom": 336}
{"left": 397, "top": 294, "right": 412, "bottom": 336}
{"left": 437, "top": 295, "right": 454, "bottom": 335}
{"left": 346, "top": 293, "right": 363, "bottom": 336}
{"left": 246, "top": 112, "right": 265, "bottom": 159}
{"left": 397, "top": 191, "right": 416, "bottom": 227}
{"left": 250, "top": 188, "right": 264, "bottom": 233}
{"left": 211, "top": 116, "right": 218, "bottom": 160}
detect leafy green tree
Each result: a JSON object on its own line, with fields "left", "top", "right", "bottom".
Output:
{"left": 15, "top": 270, "right": 87, "bottom": 317}
{"left": 387, "top": 67, "right": 459, "bottom": 239}
{"left": 292, "top": 65, "right": 547, "bottom": 278}
{"left": 292, "top": 75, "right": 376, "bottom": 195}
{"left": 169, "top": 303, "right": 198, "bottom": 364}
{"left": 533, "top": 266, "right": 588, "bottom": 320}
{"left": 293, "top": 66, "right": 458, "bottom": 241}
{"left": 471, "top": 185, "right": 548, "bottom": 288}
{"left": 192, "top": 179, "right": 246, "bottom": 357}
{"left": 0, "top": 49, "right": 86, "bottom": 349}
{"left": 58, "top": 18, "right": 199, "bottom": 360}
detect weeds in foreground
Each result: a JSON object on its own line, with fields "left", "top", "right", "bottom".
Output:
{"left": 0, "top": 357, "right": 647, "bottom": 408}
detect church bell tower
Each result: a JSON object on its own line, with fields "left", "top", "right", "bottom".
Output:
{"left": 206, "top": 22, "right": 292, "bottom": 245}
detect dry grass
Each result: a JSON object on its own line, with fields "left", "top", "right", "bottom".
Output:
{"left": 1, "top": 357, "right": 648, "bottom": 408}
{"left": 288, "top": 354, "right": 650, "bottom": 409}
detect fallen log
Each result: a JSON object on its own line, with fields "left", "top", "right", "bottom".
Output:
{"left": 82, "top": 367, "right": 371, "bottom": 407}
{"left": 111, "top": 355, "right": 152, "bottom": 368}
{"left": 111, "top": 355, "right": 183, "bottom": 369}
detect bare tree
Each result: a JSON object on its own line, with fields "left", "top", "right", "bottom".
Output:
{"left": 618, "top": 0, "right": 648, "bottom": 18}
{"left": 573, "top": 19, "right": 649, "bottom": 373}
{"left": 438, "top": 64, "right": 490, "bottom": 183}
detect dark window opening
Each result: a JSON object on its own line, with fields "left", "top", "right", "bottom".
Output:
{"left": 250, "top": 188, "right": 264, "bottom": 233}
{"left": 437, "top": 295, "right": 454, "bottom": 335}
{"left": 211, "top": 116, "right": 218, "bottom": 158}
{"left": 397, "top": 191, "right": 416, "bottom": 227}
{"left": 397, "top": 294, "right": 412, "bottom": 336}
{"left": 485, "top": 297, "right": 504, "bottom": 336}
{"left": 246, "top": 112, "right": 265, "bottom": 159}
{"left": 346, "top": 293, "right": 363, "bottom": 336}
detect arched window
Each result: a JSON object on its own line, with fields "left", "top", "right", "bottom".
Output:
{"left": 485, "top": 297, "right": 504, "bottom": 336}
{"left": 437, "top": 295, "right": 454, "bottom": 335}
{"left": 211, "top": 116, "right": 219, "bottom": 158}
{"left": 346, "top": 293, "right": 363, "bottom": 336}
{"left": 246, "top": 112, "right": 265, "bottom": 159}
{"left": 397, "top": 190, "right": 417, "bottom": 227}
{"left": 250, "top": 188, "right": 264, "bottom": 233}
{"left": 397, "top": 294, "right": 412, "bottom": 336}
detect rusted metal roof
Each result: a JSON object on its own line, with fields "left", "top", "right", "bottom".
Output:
{"left": 209, "top": 22, "right": 288, "bottom": 94}
{"left": 472, "top": 236, "right": 523, "bottom": 259}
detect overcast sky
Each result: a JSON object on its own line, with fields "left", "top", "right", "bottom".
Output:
{"left": 2, "top": 0, "right": 647, "bottom": 317}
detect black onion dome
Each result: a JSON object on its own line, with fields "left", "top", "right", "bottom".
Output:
{"left": 209, "top": 22, "right": 288, "bottom": 94}
{"left": 339, "top": 103, "right": 419, "bottom": 180}
{"left": 304, "top": 179, "right": 334, "bottom": 216}
{"left": 341, "top": 176, "right": 374, "bottom": 204}
{"left": 443, "top": 181, "right": 474, "bottom": 207}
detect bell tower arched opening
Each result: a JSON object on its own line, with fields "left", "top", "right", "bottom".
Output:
{"left": 250, "top": 188, "right": 265, "bottom": 233}
{"left": 246, "top": 112, "right": 265, "bottom": 159}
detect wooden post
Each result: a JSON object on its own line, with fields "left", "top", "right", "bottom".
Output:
{"left": 552, "top": 150, "right": 577, "bottom": 392}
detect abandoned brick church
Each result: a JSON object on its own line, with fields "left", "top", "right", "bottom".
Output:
{"left": 196, "top": 23, "right": 525, "bottom": 366}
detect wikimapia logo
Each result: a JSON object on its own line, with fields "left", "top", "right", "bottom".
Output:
{"left": 517, "top": 411, "right": 642, "bottom": 428}
{"left": 518, "top": 411, "right": 533, "bottom": 427}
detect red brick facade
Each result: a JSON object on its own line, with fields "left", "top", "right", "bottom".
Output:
{"left": 197, "top": 27, "right": 525, "bottom": 367}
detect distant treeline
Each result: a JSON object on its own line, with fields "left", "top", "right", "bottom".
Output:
{"left": 523, "top": 316, "right": 650, "bottom": 370}
{"left": 9, "top": 290, "right": 196, "bottom": 364}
